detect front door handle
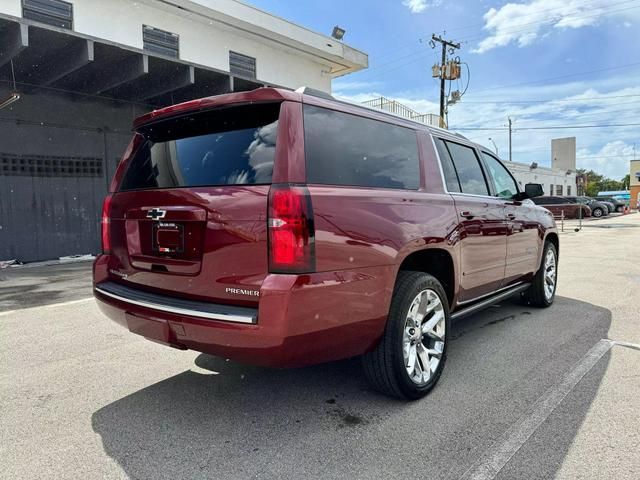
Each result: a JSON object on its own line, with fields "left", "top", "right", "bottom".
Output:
{"left": 460, "top": 211, "right": 476, "bottom": 219}
{"left": 506, "top": 213, "right": 517, "bottom": 220}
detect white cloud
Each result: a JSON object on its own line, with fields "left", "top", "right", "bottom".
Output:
{"left": 402, "top": 0, "right": 442, "bottom": 14}
{"left": 472, "top": 0, "right": 609, "bottom": 53}
{"left": 335, "top": 82, "right": 639, "bottom": 179}
{"left": 576, "top": 141, "right": 635, "bottom": 180}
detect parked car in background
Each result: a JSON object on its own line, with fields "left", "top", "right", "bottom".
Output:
{"left": 564, "top": 196, "right": 608, "bottom": 218}
{"left": 93, "top": 87, "right": 559, "bottom": 400}
{"left": 598, "top": 200, "right": 615, "bottom": 214}
{"left": 531, "top": 196, "right": 591, "bottom": 218}
{"left": 594, "top": 196, "right": 625, "bottom": 213}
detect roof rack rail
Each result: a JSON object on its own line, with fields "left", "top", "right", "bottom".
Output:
{"left": 295, "top": 86, "right": 334, "bottom": 101}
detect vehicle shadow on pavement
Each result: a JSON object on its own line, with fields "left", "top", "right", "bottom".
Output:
{"left": 92, "top": 296, "right": 611, "bottom": 480}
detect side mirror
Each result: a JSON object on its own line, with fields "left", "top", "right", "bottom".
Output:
{"left": 524, "top": 183, "right": 544, "bottom": 198}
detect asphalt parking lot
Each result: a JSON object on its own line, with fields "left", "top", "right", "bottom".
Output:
{"left": 1, "top": 214, "right": 639, "bottom": 479}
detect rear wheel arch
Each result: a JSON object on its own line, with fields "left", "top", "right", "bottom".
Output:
{"left": 544, "top": 232, "right": 559, "bottom": 260}
{"left": 396, "top": 248, "right": 456, "bottom": 308}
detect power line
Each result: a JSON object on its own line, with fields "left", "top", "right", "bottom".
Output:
{"left": 455, "top": 122, "right": 640, "bottom": 131}
{"left": 472, "top": 61, "right": 640, "bottom": 93}
{"left": 457, "top": 1, "right": 640, "bottom": 44}
{"left": 372, "top": 0, "right": 636, "bottom": 65}
{"left": 459, "top": 93, "right": 640, "bottom": 104}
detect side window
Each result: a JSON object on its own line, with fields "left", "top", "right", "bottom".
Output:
{"left": 481, "top": 152, "right": 519, "bottom": 199}
{"left": 303, "top": 105, "right": 420, "bottom": 190}
{"left": 444, "top": 141, "right": 490, "bottom": 196}
{"left": 434, "top": 138, "right": 461, "bottom": 192}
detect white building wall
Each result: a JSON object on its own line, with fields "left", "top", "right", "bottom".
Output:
{"left": 1, "top": 0, "right": 370, "bottom": 92}
{"left": 551, "top": 137, "right": 576, "bottom": 172}
{"left": 506, "top": 162, "right": 577, "bottom": 196}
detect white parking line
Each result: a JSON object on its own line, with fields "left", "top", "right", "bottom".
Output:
{"left": 458, "top": 338, "right": 615, "bottom": 480}
{"left": 0, "top": 297, "right": 94, "bottom": 317}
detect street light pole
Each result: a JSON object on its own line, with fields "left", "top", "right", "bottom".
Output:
{"left": 508, "top": 117, "right": 513, "bottom": 162}
{"left": 488, "top": 138, "right": 498, "bottom": 156}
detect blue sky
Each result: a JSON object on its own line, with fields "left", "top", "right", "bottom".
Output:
{"left": 246, "top": 0, "right": 640, "bottom": 180}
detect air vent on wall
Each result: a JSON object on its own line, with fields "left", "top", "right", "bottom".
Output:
{"left": 22, "top": 0, "right": 73, "bottom": 30}
{"left": 229, "top": 51, "right": 256, "bottom": 79}
{"left": 0, "top": 153, "right": 103, "bottom": 178}
{"left": 143, "top": 25, "right": 179, "bottom": 59}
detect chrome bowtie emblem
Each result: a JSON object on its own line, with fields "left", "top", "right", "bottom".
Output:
{"left": 146, "top": 208, "right": 166, "bottom": 220}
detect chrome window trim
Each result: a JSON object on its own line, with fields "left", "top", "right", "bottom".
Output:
{"left": 430, "top": 134, "right": 502, "bottom": 201}
{"left": 479, "top": 150, "right": 522, "bottom": 197}
{"left": 95, "top": 286, "right": 256, "bottom": 324}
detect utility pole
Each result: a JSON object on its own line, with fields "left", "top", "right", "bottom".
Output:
{"left": 508, "top": 117, "right": 513, "bottom": 162}
{"left": 431, "top": 34, "right": 460, "bottom": 129}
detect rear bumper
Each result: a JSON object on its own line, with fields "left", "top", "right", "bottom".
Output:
{"left": 93, "top": 257, "right": 393, "bottom": 368}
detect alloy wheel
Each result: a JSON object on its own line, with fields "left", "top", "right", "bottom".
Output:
{"left": 543, "top": 249, "right": 557, "bottom": 301}
{"left": 402, "top": 289, "right": 446, "bottom": 385}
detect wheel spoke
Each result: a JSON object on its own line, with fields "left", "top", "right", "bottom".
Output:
{"left": 417, "top": 344, "right": 431, "bottom": 381}
{"left": 424, "top": 328, "right": 444, "bottom": 342}
{"left": 416, "top": 291, "right": 429, "bottom": 319}
{"left": 422, "top": 309, "right": 444, "bottom": 334}
{"left": 406, "top": 345, "right": 417, "bottom": 375}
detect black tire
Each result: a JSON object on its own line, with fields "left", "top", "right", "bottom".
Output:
{"left": 592, "top": 207, "right": 603, "bottom": 218}
{"left": 522, "top": 241, "right": 557, "bottom": 308}
{"left": 362, "top": 271, "right": 451, "bottom": 400}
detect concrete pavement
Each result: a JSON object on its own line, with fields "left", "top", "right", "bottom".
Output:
{"left": 1, "top": 214, "right": 638, "bottom": 479}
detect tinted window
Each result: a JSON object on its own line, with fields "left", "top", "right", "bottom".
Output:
{"left": 303, "top": 105, "right": 420, "bottom": 190}
{"left": 444, "top": 141, "right": 489, "bottom": 195}
{"left": 481, "top": 152, "right": 518, "bottom": 199}
{"left": 434, "top": 138, "right": 461, "bottom": 192}
{"left": 120, "top": 104, "right": 279, "bottom": 191}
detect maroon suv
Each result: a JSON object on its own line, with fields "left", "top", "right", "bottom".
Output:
{"left": 94, "top": 87, "right": 558, "bottom": 399}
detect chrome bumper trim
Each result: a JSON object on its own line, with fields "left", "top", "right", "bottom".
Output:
{"left": 95, "top": 284, "right": 256, "bottom": 324}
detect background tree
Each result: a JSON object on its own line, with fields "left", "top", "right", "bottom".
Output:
{"left": 575, "top": 169, "right": 625, "bottom": 196}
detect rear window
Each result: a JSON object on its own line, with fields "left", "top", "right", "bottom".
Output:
{"left": 303, "top": 105, "right": 420, "bottom": 190}
{"left": 119, "top": 103, "right": 280, "bottom": 191}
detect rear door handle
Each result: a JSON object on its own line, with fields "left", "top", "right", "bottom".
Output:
{"left": 460, "top": 211, "right": 476, "bottom": 219}
{"left": 506, "top": 213, "right": 517, "bottom": 220}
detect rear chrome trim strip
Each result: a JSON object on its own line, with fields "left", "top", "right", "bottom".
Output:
{"left": 95, "top": 284, "right": 256, "bottom": 324}
{"left": 451, "top": 283, "right": 531, "bottom": 321}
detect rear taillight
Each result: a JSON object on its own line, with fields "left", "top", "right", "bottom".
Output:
{"left": 101, "top": 194, "right": 113, "bottom": 254}
{"left": 268, "top": 185, "right": 315, "bottom": 273}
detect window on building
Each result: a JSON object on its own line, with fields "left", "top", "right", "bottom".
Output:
{"left": 556, "top": 185, "right": 563, "bottom": 195}
{"left": 481, "top": 152, "right": 519, "bottom": 199}
{"left": 567, "top": 186, "right": 572, "bottom": 195}
{"left": 440, "top": 140, "right": 490, "bottom": 196}
{"left": 550, "top": 184, "right": 554, "bottom": 195}
{"left": 143, "top": 25, "right": 179, "bottom": 58}
{"left": 303, "top": 105, "right": 420, "bottom": 190}
{"left": 22, "top": 0, "right": 73, "bottom": 29}
{"left": 229, "top": 51, "right": 257, "bottom": 79}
